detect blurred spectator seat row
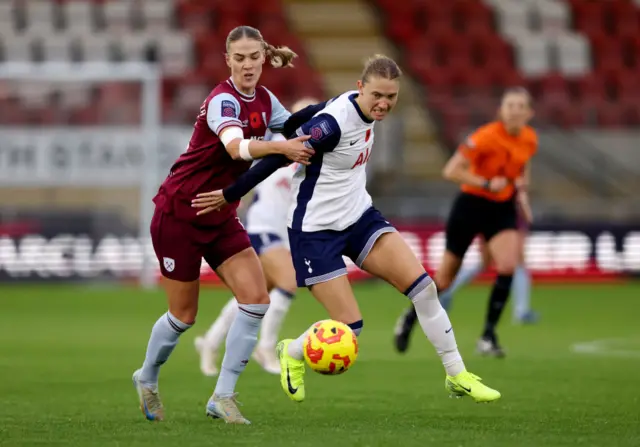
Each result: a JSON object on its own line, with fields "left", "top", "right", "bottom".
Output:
{"left": 0, "top": 0, "right": 176, "bottom": 34}
{"left": 0, "top": 33, "right": 193, "bottom": 76}
{"left": 0, "top": 0, "right": 325, "bottom": 125}
{"left": 373, "top": 0, "right": 640, "bottom": 144}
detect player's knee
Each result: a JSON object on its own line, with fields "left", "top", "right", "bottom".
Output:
{"left": 494, "top": 255, "right": 518, "bottom": 275}
{"left": 404, "top": 273, "right": 438, "bottom": 304}
{"left": 347, "top": 319, "right": 363, "bottom": 337}
{"left": 273, "top": 275, "right": 297, "bottom": 296}
{"left": 236, "top": 287, "right": 270, "bottom": 305}
{"left": 168, "top": 302, "right": 198, "bottom": 325}
{"left": 434, "top": 274, "right": 453, "bottom": 292}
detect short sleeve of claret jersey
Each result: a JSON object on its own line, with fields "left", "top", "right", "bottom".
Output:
{"left": 457, "top": 127, "right": 493, "bottom": 163}
{"left": 206, "top": 93, "right": 242, "bottom": 135}
{"left": 265, "top": 87, "right": 291, "bottom": 132}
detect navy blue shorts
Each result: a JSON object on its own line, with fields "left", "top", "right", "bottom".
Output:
{"left": 248, "top": 232, "right": 285, "bottom": 256}
{"left": 287, "top": 206, "right": 396, "bottom": 288}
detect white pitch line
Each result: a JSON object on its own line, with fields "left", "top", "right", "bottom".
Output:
{"left": 571, "top": 338, "right": 640, "bottom": 358}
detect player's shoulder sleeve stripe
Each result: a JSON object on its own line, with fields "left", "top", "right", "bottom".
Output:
{"left": 295, "top": 113, "right": 342, "bottom": 153}
{"left": 262, "top": 86, "right": 291, "bottom": 132}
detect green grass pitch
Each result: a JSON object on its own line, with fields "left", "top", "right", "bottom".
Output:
{"left": 1, "top": 281, "right": 639, "bottom": 446}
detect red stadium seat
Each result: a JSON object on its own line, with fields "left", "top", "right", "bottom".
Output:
{"left": 613, "top": 70, "right": 640, "bottom": 102}
{"left": 596, "top": 103, "right": 625, "bottom": 128}
{"left": 541, "top": 73, "right": 568, "bottom": 95}
{"left": 539, "top": 101, "right": 584, "bottom": 128}
{"left": 178, "top": 2, "right": 214, "bottom": 37}
{"left": 590, "top": 35, "right": 625, "bottom": 74}
{"left": 620, "top": 102, "right": 640, "bottom": 126}
{"left": 575, "top": 74, "right": 608, "bottom": 107}
{"left": 572, "top": 1, "right": 604, "bottom": 34}
{"left": 386, "top": 18, "right": 418, "bottom": 44}
{"left": 375, "top": 0, "right": 415, "bottom": 16}
{"left": 406, "top": 39, "right": 442, "bottom": 76}
{"left": 606, "top": 2, "right": 639, "bottom": 38}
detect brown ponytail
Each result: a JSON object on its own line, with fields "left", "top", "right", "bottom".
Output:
{"left": 264, "top": 42, "right": 297, "bottom": 68}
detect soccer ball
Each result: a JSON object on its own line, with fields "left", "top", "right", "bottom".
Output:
{"left": 303, "top": 319, "right": 359, "bottom": 375}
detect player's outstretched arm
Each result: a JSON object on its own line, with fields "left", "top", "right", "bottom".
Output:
{"left": 191, "top": 154, "right": 289, "bottom": 215}
{"left": 207, "top": 92, "right": 314, "bottom": 164}
{"left": 193, "top": 111, "right": 341, "bottom": 216}
{"left": 220, "top": 128, "right": 313, "bottom": 164}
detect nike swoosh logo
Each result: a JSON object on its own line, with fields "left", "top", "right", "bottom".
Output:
{"left": 286, "top": 368, "right": 298, "bottom": 394}
{"left": 445, "top": 327, "right": 453, "bottom": 333}
{"left": 350, "top": 140, "right": 358, "bottom": 145}
{"left": 460, "top": 385, "right": 471, "bottom": 393}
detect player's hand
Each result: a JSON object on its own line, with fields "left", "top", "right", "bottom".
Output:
{"left": 514, "top": 176, "right": 528, "bottom": 190}
{"left": 488, "top": 176, "right": 509, "bottom": 192}
{"left": 279, "top": 135, "right": 314, "bottom": 165}
{"left": 191, "top": 190, "right": 227, "bottom": 216}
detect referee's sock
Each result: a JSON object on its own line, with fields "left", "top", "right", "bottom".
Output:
{"left": 482, "top": 274, "right": 513, "bottom": 341}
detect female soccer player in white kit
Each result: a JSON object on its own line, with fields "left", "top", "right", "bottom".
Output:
{"left": 192, "top": 55, "right": 501, "bottom": 404}
{"left": 194, "top": 98, "right": 320, "bottom": 376}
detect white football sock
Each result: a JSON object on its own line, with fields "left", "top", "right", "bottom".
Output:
{"left": 203, "top": 297, "right": 238, "bottom": 351}
{"left": 512, "top": 265, "right": 532, "bottom": 319}
{"left": 214, "top": 303, "right": 269, "bottom": 397}
{"left": 439, "top": 263, "right": 484, "bottom": 310}
{"left": 139, "top": 311, "right": 192, "bottom": 385}
{"left": 405, "top": 273, "right": 465, "bottom": 376}
{"left": 257, "top": 288, "right": 294, "bottom": 351}
{"left": 287, "top": 328, "right": 308, "bottom": 361}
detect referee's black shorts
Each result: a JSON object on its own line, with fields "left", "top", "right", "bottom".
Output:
{"left": 445, "top": 192, "right": 518, "bottom": 258}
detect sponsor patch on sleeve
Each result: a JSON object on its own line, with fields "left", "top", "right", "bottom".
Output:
{"left": 221, "top": 100, "right": 237, "bottom": 118}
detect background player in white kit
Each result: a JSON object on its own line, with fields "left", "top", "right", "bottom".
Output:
{"left": 193, "top": 55, "right": 502, "bottom": 406}
{"left": 195, "top": 98, "right": 320, "bottom": 376}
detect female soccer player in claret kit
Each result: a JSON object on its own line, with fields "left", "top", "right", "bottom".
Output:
{"left": 394, "top": 87, "right": 537, "bottom": 357}
{"left": 194, "top": 98, "right": 320, "bottom": 377}
{"left": 192, "top": 55, "right": 501, "bottom": 405}
{"left": 132, "top": 26, "right": 314, "bottom": 425}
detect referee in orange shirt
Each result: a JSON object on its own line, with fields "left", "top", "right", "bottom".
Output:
{"left": 395, "top": 87, "right": 537, "bottom": 357}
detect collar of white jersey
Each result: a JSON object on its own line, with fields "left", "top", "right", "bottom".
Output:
{"left": 348, "top": 93, "right": 374, "bottom": 124}
{"left": 226, "top": 78, "right": 256, "bottom": 101}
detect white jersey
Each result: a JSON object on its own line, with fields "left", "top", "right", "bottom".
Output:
{"left": 245, "top": 164, "right": 295, "bottom": 238}
{"left": 287, "top": 91, "right": 374, "bottom": 232}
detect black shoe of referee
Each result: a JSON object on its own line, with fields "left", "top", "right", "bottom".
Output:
{"left": 394, "top": 305, "right": 418, "bottom": 353}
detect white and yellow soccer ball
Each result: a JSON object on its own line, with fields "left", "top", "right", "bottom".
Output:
{"left": 303, "top": 320, "right": 359, "bottom": 375}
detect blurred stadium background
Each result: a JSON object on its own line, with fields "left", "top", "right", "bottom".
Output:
{"left": 1, "top": 1, "right": 639, "bottom": 446}
{"left": 1, "top": 0, "right": 639, "bottom": 284}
